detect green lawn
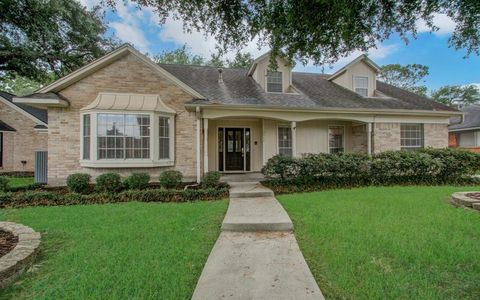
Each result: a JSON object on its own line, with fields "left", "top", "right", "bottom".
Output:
{"left": 7, "top": 176, "right": 34, "bottom": 188}
{"left": 278, "top": 186, "right": 480, "bottom": 300}
{"left": 0, "top": 200, "right": 228, "bottom": 299}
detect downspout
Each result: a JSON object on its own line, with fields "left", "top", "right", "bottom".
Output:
{"left": 196, "top": 106, "right": 201, "bottom": 183}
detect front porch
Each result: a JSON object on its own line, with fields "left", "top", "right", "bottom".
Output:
{"left": 199, "top": 113, "right": 373, "bottom": 180}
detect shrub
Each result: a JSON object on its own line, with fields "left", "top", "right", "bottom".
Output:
{"left": 124, "top": 173, "right": 150, "bottom": 190}
{"left": 66, "top": 173, "right": 91, "bottom": 194}
{"left": 202, "top": 171, "right": 221, "bottom": 187}
{"left": 159, "top": 170, "right": 183, "bottom": 189}
{"left": 0, "top": 177, "right": 9, "bottom": 192}
{"left": 261, "top": 154, "right": 300, "bottom": 180}
{"left": 261, "top": 148, "right": 480, "bottom": 191}
{"left": 95, "top": 173, "right": 122, "bottom": 193}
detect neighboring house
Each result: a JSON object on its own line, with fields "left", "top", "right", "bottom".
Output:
{"left": 0, "top": 91, "right": 48, "bottom": 172}
{"left": 449, "top": 104, "right": 480, "bottom": 152}
{"left": 13, "top": 44, "right": 460, "bottom": 185}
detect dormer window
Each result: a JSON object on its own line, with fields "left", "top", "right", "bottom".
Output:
{"left": 267, "top": 71, "right": 282, "bottom": 93}
{"left": 353, "top": 76, "right": 368, "bottom": 96}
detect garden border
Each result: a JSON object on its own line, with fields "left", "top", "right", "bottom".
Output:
{"left": 0, "top": 222, "right": 41, "bottom": 288}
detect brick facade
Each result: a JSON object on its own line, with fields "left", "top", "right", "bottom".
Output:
{"left": 373, "top": 122, "right": 448, "bottom": 153}
{"left": 373, "top": 123, "right": 401, "bottom": 153}
{"left": 351, "top": 124, "right": 368, "bottom": 153}
{"left": 424, "top": 123, "right": 448, "bottom": 148}
{"left": 0, "top": 101, "right": 47, "bottom": 172}
{"left": 48, "top": 53, "right": 198, "bottom": 185}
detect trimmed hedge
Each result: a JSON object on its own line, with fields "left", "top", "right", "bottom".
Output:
{"left": 96, "top": 173, "right": 122, "bottom": 193}
{"left": 202, "top": 171, "right": 221, "bottom": 188}
{"left": 124, "top": 173, "right": 150, "bottom": 190}
{"left": 262, "top": 148, "right": 480, "bottom": 193}
{"left": 0, "top": 177, "right": 9, "bottom": 192}
{"left": 66, "top": 173, "right": 91, "bottom": 194}
{"left": 0, "top": 187, "right": 229, "bottom": 208}
{"left": 159, "top": 170, "right": 183, "bottom": 189}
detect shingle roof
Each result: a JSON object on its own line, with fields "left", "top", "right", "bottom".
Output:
{"left": 159, "top": 64, "right": 457, "bottom": 112}
{"left": 0, "top": 91, "right": 48, "bottom": 124}
{"left": 0, "top": 120, "right": 16, "bottom": 132}
{"left": 449, "top": 104, "right": 480, "bottom": 131}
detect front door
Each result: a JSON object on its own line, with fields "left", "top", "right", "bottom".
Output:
{"left": 225, "top": 128, "right": 244, "bottom": 171}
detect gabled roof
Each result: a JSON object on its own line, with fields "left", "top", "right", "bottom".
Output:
{"left": 0, "top": 91, "right": 48, "bottom": 125}
{"left": 35, "top": 44, "right": 204, "bottom": 99}
{"left": 159, "top": 64, "right": 458, "bottom": 114}
{"left": 449, "top": 105, "right": 480, "bottom": 131}
{"left": 327, "top": 54, "right": 381, "bottom": 81}
{"left": 0, "top": 120, "right": 16, "bottom": 132}
{"left": 247, "top": 51, "right": 291, "bottom": 76}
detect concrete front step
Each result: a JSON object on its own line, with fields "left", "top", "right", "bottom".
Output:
{"left": 222, "top": 196, "right": 293, "bottom": 232}
{"left": 228, "top": 182, "right": 274, "bottom": 198}
{"left": 192, "top": 232, "right": 324, "bottom": 300}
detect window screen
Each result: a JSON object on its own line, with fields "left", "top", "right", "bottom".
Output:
{"left": 267, "top": 71, "right": 283, "bottom": 93}
{"left": 354, "top": 76, "right": 368, "bottom": 96}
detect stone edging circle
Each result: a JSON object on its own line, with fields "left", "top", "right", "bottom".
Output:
{"left": 0, "top": 222, "right": 41, "bottom": 288}
{"left": 451, "top": 192, "right": 480, "bottom": 211}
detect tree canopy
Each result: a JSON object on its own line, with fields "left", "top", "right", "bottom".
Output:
{"left": 153, "top": 44, "right": 254, "bottom": 69}
{"left": 0, "top": 0, "right": 117, "bottom": 84}
{"left": 431, "top": 85, "right": 480, "bottom": 107}
{"left": 379, "top": 64, "right": 430, "bottom": 96}
{"left": 117, "top": 0, "right": 480, "bottom": 65}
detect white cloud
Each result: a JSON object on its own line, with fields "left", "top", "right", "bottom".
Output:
{"left": 295, "top": 43, "right": 399, "bottom": 73}
{"left": 76, "top": 0, "right": 101, "bottom": 9}
{"left": 417, "top": 13, "right": 456, "bottom": 36}
{"left": 158, "top": 16, "right": 269, "bottom": 60}
{"left": 110, "top": 22, "right": 150, "bottom": 51}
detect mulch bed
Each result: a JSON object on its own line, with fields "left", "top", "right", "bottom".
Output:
{"left": 0, "top": 230, "right": 18, "bottom": 258}
{"left": 466, "top": 192, "right": 480, "bottom": 200}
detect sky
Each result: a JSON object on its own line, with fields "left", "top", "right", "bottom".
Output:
{"left": 79, "top": 0, "right": 479, "bottom": 91}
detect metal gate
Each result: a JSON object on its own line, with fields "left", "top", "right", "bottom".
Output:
{"left": 35, "top": 151, "right": 47, "bottom": 184}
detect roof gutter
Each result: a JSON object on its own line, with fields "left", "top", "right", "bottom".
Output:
{"left": 185, "top": 103, "right": 463, "bottom": 117}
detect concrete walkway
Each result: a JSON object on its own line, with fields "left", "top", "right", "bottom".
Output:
{"left": 192, "top": 182, "right": 324, "bottom": 300}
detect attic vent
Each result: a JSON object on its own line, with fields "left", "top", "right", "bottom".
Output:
{"left": 218, "top": 68, "right": 223, "bottom": 83}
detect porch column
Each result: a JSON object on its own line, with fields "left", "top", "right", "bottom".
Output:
{"left": 203, "top": 118, "right": 209, "bottom": 174}
{"left": 291, "top": 121, "right": 297, "bottom": 157}
{"left": 367, "top": 122, "right": 372, "bottom": 155}
{"left": 196, "top": 107, "right": 201, "bottom": 183}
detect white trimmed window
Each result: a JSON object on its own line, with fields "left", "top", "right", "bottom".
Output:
{"left": 80, "top": 93, "right": 176, "bottom": 168}
{"left": 267, "top": 71, "right": 283, "bottom": 93}
{"left": 158, "top": 116, "right": 170, "bottom": 159}
{"left": 329, "top": 126, "right": 345, "bottom": 153}
{"left": 400, "top": 123, "right": 424, "bottom": 150}
{"left": 81, "top": 111, "right": 174, "bottom": 168}
{"left": 353, "top": 76, "right": 368, "bottom": 96}
{"left": 82, "top": 114, "right": 90, "bottom": 160}
{"left": 278, "top": 126, "right": 292, "bottom": 156}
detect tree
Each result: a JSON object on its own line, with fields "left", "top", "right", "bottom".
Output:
{"left": 111, "top": 0, "right": 480, "bottom": 65}
{"left": 431, "top": 85, "right": 480, "bottom": 107}
{"left": 206, "top": 52, "right": 225, "bottom": 68}
{"left": 153, "top": 45, "right": 205, "bottom": 65}
{"left": 379, "top": 64, "right": 430, "bottom": 96}
{"left": 227, "top": 52, "right": 254, "bottom": 69}
{"left": 0, "top": 0, "right": 117, "bottom": 83}
{"left": 0, "top": 73, "right": 45, "bottom": 96}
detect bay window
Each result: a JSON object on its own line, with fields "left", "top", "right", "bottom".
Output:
{"left": 80, "top": 111, "right": 174, "bottom": 167}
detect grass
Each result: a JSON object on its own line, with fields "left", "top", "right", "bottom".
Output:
{"left": 0, "top": 200, "right": 228, "bottom": 299}
{"left": 7, "top": 177, "right": 34, "bottom": 188}
{"left": 278, "top": 186, "right": 480, "bottom": 300}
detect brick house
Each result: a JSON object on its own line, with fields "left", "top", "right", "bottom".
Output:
{"left": 0, "top": 91, "right": 48, "bottom": 173}
{"left": 13, "top": 44, "right": 461, "bottom": 185}
{"left": 449, "top": 105, "right": 480, "bottom": 152}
